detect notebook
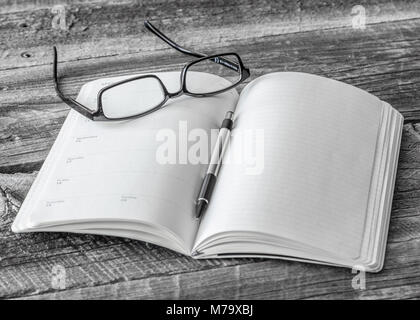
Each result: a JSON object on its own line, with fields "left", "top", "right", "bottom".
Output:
{"left": 12, "top": 71, "right": 403, "bottom": 272}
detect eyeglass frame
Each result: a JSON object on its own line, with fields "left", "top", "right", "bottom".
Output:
{"left": 53, "top": 20, "right": 250, "bottom": 121}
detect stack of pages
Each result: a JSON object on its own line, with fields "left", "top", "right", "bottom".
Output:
{"left": 12, "top": 71, "right": 403, "bottom": 272}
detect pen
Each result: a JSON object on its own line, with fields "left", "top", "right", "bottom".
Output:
{"left": 195, "top": 111, "right": 234, "bottom": 219}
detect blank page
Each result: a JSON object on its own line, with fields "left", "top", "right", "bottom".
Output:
{"left": 195, "top": 72, "right": 382, "bottom": 259}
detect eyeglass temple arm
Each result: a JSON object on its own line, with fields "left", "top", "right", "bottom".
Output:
{"left": 144, "top": 20, "right": 206, "bottom": 59}
{"left": 144, "top": 21, "right": 247, "bottom": 75}
{"left": 53, "top": 47, "right": 95, "bottom": 120}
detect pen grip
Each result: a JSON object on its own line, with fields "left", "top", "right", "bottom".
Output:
{"left": 198, "top": 173, "right": 217, "bottom": 202}
{"left": 207, "top": 127, "right": 230, "bottom": 175}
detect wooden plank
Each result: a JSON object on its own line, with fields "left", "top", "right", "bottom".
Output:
{"left": 1, "top": 120, "right": 419, "bottom": 299}
{"left": 14, "top": 249, "right": 420, "bottom": 299}
{"left": 0, "top": 0, "right": 419, "bottom": 299}
{"left": 1, "top": 0, "right": 420, "bottom": 70}
{"left": 1, "top": 17, "right": 419, "bottom": 173}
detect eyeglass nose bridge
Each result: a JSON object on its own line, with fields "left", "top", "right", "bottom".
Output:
{"left": 164, "top": 66, "right": 187, "bottom": 99}
{"left": 167, "top": 89, "right": 184, "bottom": 99}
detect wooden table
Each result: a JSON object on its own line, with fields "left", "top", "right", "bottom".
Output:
{"left": 0, "top": 0, "right": 419, "bottom": 299}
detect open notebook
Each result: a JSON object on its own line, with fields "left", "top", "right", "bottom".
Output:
{"left": 12, "top": 71, "right": 403, "bottom": 272}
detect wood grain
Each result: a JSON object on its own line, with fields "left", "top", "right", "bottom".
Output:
{"left": 1, "top": 2, "right": 420, "bottom": 173}
{"left": 0, "top": 0, "right": 419, "bottom": 299}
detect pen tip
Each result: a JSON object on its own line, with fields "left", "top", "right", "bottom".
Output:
{"left": 195, "top": 200, "right": 206, "bottom": 219}
{"left": 225, "top": 111, "right": 234, "bottom": 120}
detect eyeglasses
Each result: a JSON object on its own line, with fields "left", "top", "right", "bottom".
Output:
{"left": 53, "top": 20, "right": 250, "bottom": 121}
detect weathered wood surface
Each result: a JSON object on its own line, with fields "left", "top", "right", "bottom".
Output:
{"left": 0, "top": 0, "right": 420, "bottom": 299}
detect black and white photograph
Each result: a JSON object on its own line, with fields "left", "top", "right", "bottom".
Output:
{"left": 0, "top": 0, "right": 419, "bottom": 303}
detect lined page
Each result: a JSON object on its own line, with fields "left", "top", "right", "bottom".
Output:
{"left": 15, "top": 72, "right": 238, "bottom": 251}
{"left": 195, "top": 72, "right": 382, "bottom": 258}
